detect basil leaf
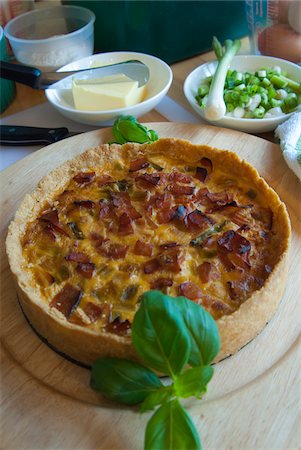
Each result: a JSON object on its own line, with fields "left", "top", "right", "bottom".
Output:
{"left": 175, "top": 296, "right": 220, "bottom": 366}
{"left": 112, "top": 115, "right": 158, "bottom": 144}
{"left": 132, "top": 291, "right": 191, "bottom": 377}
{"left": 90, "top": 358, "right": 162, "bottom": 405}
{"left": 140, "top": 385, "right": 174, "bottom": 413}
{"left": 145, "top": 398, "right": 201, "bottom": 450}
{"left": 174, "top": 365, "right": 214, "bottom": 399}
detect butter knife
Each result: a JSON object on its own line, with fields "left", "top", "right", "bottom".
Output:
{"left": 0, "top": 60, "right": 149, "bottom": 90}
{"left": 0, "top": 125, "right": 81, "bottom": 145}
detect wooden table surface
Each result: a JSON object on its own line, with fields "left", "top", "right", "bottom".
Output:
{"left": 2, "top": 42, "right": 300, "bottom": 450}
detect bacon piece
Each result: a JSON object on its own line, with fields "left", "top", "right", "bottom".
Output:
{"left": 42, "top": 224, "right": 56, "bottom": 241}
{"left": 207, "top": 191, "right": 234, "bottom": 206}
{"left": 145, "top": 215, "right": 158, "bottom": 230}
{"left": 73, "top": 171, "right": 95, "bottom": 185}
{"left": 151, "top": 278, "right": 173, "bottom": 290}
{"left": 195, "top": 187, "right": 211, "bottom": 205}
{"left": 169, "top": 171, "right": 193, "bottom": 183}
{"left": 159, "top": 242, "right": 180, "bottom": 251}
{"left": 184, "top": 209, "right": 214, "bottom": 232}
{"left": 84, "top": 302, "right": 107, "bottom": 323}
{"left": 195, "top": 167, "right": 208, "bottom": 182}
{"left": 251, "top": 207, "right": 273, "bottom": 230}
{"left": 226, "top": 276, "right": 256, "bottom": 302}
{"left": 129, "top": 157, "right": 149, "bottom": 172}
{"left": 168, "top": 183, "right": 195, "bottom": 196}
{"left": 118, "top": 213, "right": 133, "bottom": 235}
{"left": 157, "top": 172, "right": 169, "bottom": 185}
{"left": 156, "top": 206, "right": 178, "bottom": 224}
{"left": 39, "top": 209, "right": 59, "bottom": 225}
{"left": 229, "top": 209, "right": 250, "bottom": 227}
{"left": 135, "top": 173, "right": 161, "bottom": 188}
{"left": 97, "top": 175, "right": 114, "bottom": 186}
{"left": 229, "top": 252, "right": 251, "bottom": 271}
{"left": 200, "top": 157, "right": 213, "bottom": 173}
{"left": 41, "top": 221, "right": 69, "bottom": 238}
{"left": 34, "top": 267, "right": 54, "bottom": 287}
{"left": 97, "top": 241, "right": 128, "bottom": 259}
{"left": 73, "top": 200, "right": 95, "bottom": 209}
{"left": 99, "top": 199, "right": 114, "bottom": 219}
{"left": 217, "top": 230, "right": 251, "bottom": 255}
{"left": 205, "top": 200, "right": 238, "bottom": 214}
{"left": 144, "top": 258, "right": 161, "bottom": 274}
{"left": 51, "top": 223, "right": 70, "bottom": 237}
{"left": 217, "top": 250, "right": 236, "bottom": 271}
{"left": 106, "top": 317, "right": 131, "bottom": 335}
{"left": 198, "top": 261, "right": 212, "bottom": 284}
{"left": 39, "top": 209, "right": 70, "bottom": 237}
{"left": 50, "top": 283, "right": 82, "bottom": 318}
{"left": 90, "top": 232, "right": 105, "bottom": 241}
{"left": 76, "top": 262, "right": 95, "bottom": 278}
{"left": 134, "top": 240, "right": 153, "bottom": 257}
{"left": 66, "top": 252, "right": 90, "bottom": 263}
{"left": 126, "top": 207, "right": 142, "bottom": 221}
{"left": 178, "top": 282, "right": 203, "bottom": 300}
{"left": 110, "top": 192, "right": 141, "bottom": 220}
{"left": 202, "top": 296, "right": 234, "bottom": 318}
{"left": 149, "top": 192, "right": 173, "bottom": 210}
{"left": 158, "top": 248, "right": 182, "bottom": 273}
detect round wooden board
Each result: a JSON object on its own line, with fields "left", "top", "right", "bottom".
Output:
{"left": 1, "top": 123, "right": 300, "bottom": 450}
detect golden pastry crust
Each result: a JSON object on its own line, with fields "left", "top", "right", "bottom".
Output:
{"left": 6, "top": 138, "right": 291, "bottom": 365}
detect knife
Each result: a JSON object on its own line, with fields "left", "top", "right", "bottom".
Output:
{"left": 0, "top": 125, "right": 81, "bottom": 145}
{"left": 0, "top": 60, "right": 149, "bottom": 90}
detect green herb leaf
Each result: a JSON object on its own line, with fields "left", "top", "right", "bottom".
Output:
{"left": 90, "top": 358, "right": 162, "bottom": 405}
{"left": 112, "top": 115, "right": 159, "bottom": 144}
{"left": 132, "top": 291, "right": 191, "bottom": 377}
{"left": 174, "top": 366, "right": 214, "bottom": 399}
{"left": 144, "top": 398, "right": 201, "bottom": 450}
{"left": 140, "top": 385, "right": 174, "bottom": 413}
{"left": 175, "top": 296, "right": 220, "bottom": 366}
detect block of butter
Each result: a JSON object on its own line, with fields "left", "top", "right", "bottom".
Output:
{"left": 72, "top": 73, "right": 146, "bottom": 111}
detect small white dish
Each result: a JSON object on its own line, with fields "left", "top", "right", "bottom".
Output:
{"left": 184, "top": 55, "right": 301, "bottom": 133}
{"left": 46, "top": 51, "right": 173, "bottom": 126}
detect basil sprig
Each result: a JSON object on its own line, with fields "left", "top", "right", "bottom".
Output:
{"left": 90, "top": 291, "right": 220, "bottom": 450}
{"left": 111, "top": 115, "right": 159, "bottom": 144}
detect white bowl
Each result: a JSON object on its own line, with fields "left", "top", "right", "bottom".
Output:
{"left": 184, "top": 55, "right": 301, "bottom": 133}
{"left": 46, "top": 51, "right": 173, "bottom": 126}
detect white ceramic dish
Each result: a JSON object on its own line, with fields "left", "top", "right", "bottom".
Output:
{"left": 46, "top": 51, "right": 173, "bottom": 126}
{"left": 184, "top": 55, "right": 301, "bottom": 133}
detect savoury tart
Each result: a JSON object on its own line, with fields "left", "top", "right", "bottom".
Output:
{"left": 6, "top": 138, "right": 291, "bottom": 366}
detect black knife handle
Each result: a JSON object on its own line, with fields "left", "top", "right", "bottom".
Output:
{"left": 0, "top": 61, "right": 41, "bottom": 89}
{"left": 0, "top": 125, "right": 69, "bottom": 145}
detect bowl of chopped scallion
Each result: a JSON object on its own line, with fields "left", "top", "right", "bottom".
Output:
{"left": 184, "top": 54, "right": 301, "bottom": 133}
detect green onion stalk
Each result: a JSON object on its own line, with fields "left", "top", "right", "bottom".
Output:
{"left": 204, "top": 37, "right": 241, "bottom": 121}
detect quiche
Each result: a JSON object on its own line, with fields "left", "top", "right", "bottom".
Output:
{"left": 6, "top": 138, "right": 291, "bottom": 366}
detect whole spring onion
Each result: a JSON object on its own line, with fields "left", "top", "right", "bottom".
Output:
{"left": 204, "top": 37, "right": 241, "bottom": 121}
